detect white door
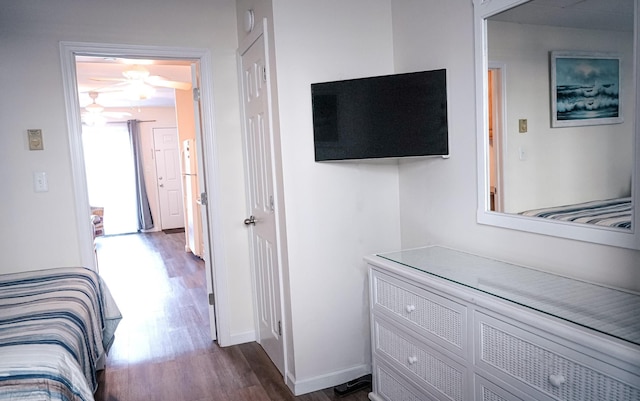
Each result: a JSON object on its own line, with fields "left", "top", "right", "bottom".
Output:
{"left": 153, "top": 127, "right": 185, "bottom": 230}
{"left": 240, "top": 34, "right": 284, "bottom": 374}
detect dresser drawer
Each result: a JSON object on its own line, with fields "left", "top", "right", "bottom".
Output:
{"left": 373, "top": 317, "right": 468, "bottom": 401}
{"left": 371, "top": 269, "right": 468, "bottom": 357}
{"left": 475, "top": 312, "right": 640, "bottom": 401}
{"left": 474, "top": 373, "right": 541, "bottom": 401}
{"left": 373, "top": 359, "right": 435, "bottom": 401}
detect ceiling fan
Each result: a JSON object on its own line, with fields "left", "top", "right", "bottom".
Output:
{"left": 90, "top": 64, "right": 192, "bottom": 98}
{"left": 82, "top": 91, "right": 132, "bottom": 125}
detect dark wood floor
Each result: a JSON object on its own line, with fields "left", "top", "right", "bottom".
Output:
{"left": 94, "top": 232, "right": 371, "bottom": 401}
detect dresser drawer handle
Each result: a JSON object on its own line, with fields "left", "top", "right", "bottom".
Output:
{"left": 549, "top": 374, "right": 566, "bottom": 387}
{"left": 407, "top": 356, "right": 418, "bottom": 365}
{"left": 405, "top": 304, "right": 416, "bottom": 313}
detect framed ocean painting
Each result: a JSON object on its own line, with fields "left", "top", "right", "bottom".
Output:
{"left": 550, "top": 51, "right": 623, "bottom": 127}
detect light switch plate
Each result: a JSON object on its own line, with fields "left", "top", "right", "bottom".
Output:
{"left": 33, "top": 171, "right": 48, "bottom": 192}
{"left": 518, "top": 119, "right": 528, "bottom": 133}
{"left": 28, "top": 129, "right": 44, "bottom": 150}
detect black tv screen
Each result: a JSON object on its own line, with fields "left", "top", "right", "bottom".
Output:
{"left": 311, "top": 69, "right": 449, "bottom": 161}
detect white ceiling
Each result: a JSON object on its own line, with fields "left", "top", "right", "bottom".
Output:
{"left": 75, "top": 56, "right": 193, "bottom": 111}
{"left": 490, "top": 0, "right": 634, "bottom": 32}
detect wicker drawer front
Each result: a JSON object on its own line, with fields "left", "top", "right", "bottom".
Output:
{"left": 474, "top": 374, "right": 538, "bottom": 401}
{"left": 374, "top": 317, "right": 467, "bottom": 401}
{"left": 374, "top": 361, "right": 433, "bottom": 401}
{"left": 478, "top": 383, "right": 513, "bottom": 401}
{"left": 372, "top": 270, "right": 467, "bottom": 356}
{"left": 476, "top": 312, "right": 640, "bottom": 401}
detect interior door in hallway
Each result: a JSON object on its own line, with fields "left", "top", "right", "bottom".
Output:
{"left": 240, "top": 33, "right": 284, "bottom": 374}
{"left": 153, "top": 127, "right": 185, "bottom": 230}
{"left": 189, "top": 62, "right": 218, "bottom": 341}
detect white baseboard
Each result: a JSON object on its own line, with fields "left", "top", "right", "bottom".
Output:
{"left": 286, "top": 363, "right": 371, "bottom": 396}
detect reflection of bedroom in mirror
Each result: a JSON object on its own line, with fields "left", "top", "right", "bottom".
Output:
{"left": 474, "top": 0, "right": 639, "bottom": 249}
{"left": 488, "top": 69, "right": 495, "bottom": 211}
{"left": 486, "top": 0, "right": 634, "bottom": 230}
{"left": 487, "top": 64, "right": 505, "bottom": 212}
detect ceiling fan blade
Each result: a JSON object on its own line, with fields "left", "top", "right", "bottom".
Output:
{"left": 93, "top": 84, "right": 130, "bottom": 93}
{"left": 146, "top": 75, "right": 192, "bottom": 90}
{"left": 90, "top": 77, "right": 128, "bottom": 83}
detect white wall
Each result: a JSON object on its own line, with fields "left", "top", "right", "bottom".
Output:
{"left": 392, "top": 0, "right": 640, "bottom": 292}
{"left": 267, "top": 0, "right": 401, "bottom": 393}
{"left": 489, "top": 21, "right": 634, "bottom": 213}
{"left": 0, "top": 0, "right": 255, "bottom": 340}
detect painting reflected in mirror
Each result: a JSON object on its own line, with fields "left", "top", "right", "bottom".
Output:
{"left": 485, "top": 0, "right": 634, "bottom": 231}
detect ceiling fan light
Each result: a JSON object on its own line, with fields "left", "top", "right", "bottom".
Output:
{"left": 126, "top": 83, "right": 156, "bottom": 100}
{"left": 85, "top": 102, "right": 104, "bottom": 114}
{"left": 123, "top": 65, "right": 150, "bottom": 80}
{"left": 140, "top": 85, "right": 156, "bottom": 99}
{"left": 82, "top": 113, "right": 106, "bottom": 126}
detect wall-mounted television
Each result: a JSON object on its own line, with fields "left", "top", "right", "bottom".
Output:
{"left": 311, "top": 69, "right": 449, "bottom": 162}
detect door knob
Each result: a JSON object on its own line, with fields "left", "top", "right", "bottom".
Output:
{"left": 159, "top": 183, "right": 164, "bottom": 188}
{"left": 244, "top": 215, "right": 256, "bottom": 225}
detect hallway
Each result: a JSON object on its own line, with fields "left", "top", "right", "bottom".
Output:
{"left": 94, "top": 232, "right": 370, "bottom": 401}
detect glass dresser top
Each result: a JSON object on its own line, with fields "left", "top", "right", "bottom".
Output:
{"left": 377, "top": 246, "right": 640, "bottom": 347}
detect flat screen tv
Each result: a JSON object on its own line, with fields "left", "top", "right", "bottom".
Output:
{"left": 311, "top": 69, "right": 449, "bottom": 161}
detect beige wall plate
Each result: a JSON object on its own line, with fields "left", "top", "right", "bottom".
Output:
{"left": 28, "top": 129, "right": 44, "bottom": 150}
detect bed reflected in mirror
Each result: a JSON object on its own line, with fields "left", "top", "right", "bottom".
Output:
{"left": 474, "top": 0, "right": 639, "bottom": 249}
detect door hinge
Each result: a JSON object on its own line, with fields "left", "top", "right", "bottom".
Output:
{"left": 262, "top": 66, "right": 267, "bottom": 82}
{"left": 200, "top": 192, "right": 208, "bottom": 206}
{"left": 278, "top": 320, "right": 282, "bottom": 336}
{"left": 208, "top": 293, "right": 215, "bottom": 306}
{"left": 193, "top": 87, "right": 201, "bottom": 102}
{"left": 269, "top": 195, "right": 275, "bottom": 211}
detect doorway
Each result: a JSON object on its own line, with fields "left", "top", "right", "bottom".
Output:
{"left": 488, "top": 63, "right": 506, "bottom": 212}
{"left": 61, "top": 42, "right": 221, "bottom": 342}
{"left": 75, "top": 55, "right": 191, "bottom": 235}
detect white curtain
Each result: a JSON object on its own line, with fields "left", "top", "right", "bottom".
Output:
{"left": 82, "top": 123, "right": 139, "bottom": 235}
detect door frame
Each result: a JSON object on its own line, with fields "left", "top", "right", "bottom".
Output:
{"left": 59, "top": 41, "right": 228, "bottom": 342}
{"left": 488, "top": 61, "right": 507, "bottom": 212}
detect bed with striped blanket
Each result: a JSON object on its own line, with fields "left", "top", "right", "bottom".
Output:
{"left": 519, "top": 197, "right": 632, "bottom": 229}
{"left": 0, "top": 267, "right": 121, "bottom": 401}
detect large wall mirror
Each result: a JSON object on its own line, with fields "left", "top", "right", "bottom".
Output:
{"left": 474, "top": 0, "right": 640, "bottom": 250}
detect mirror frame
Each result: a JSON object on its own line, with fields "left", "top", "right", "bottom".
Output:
{"left": 474, "top": 0, "right": 640, "bottom": 250}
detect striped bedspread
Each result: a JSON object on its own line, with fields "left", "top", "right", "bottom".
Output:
{"left": 519, "top": 197, "right": 632, "bottom": 229}
{"left": 0, "top": 267, "right": 121, "bottom": 401}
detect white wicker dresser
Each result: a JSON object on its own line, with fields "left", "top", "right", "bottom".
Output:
{"left": 366, "top": 246, "right": 640, "bottom": 401}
